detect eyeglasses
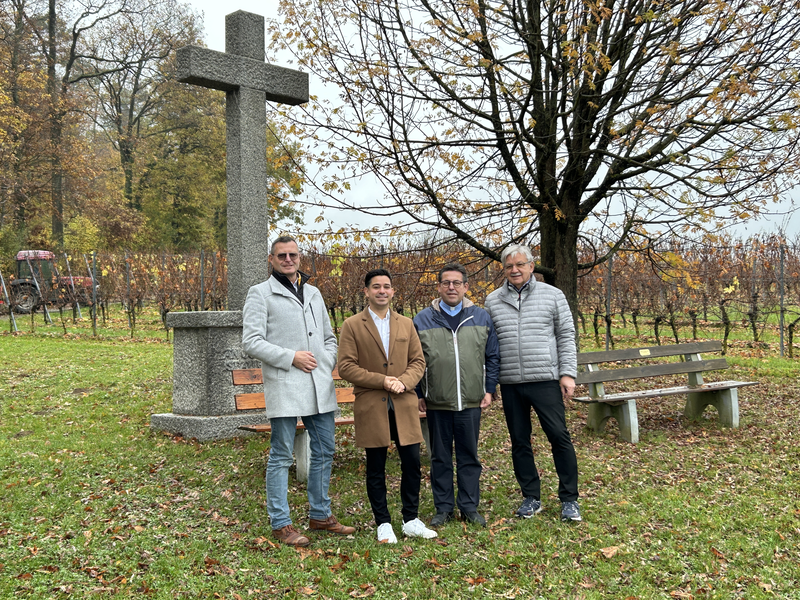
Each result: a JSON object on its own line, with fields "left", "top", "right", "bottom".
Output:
{"left": 504, "top": 261, "right": 531, "bottom": 271}
{"left": 439, "top": 280, "right": 465, "bottom": 288}
{"left": 275, "top": 253, "right": 299, "bottom": 261}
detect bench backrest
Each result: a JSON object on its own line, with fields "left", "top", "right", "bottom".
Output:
{"left": 232, "top": 368, "right": 355, "bottom": 411}
{"left": 576, "top": 340, "right": 727, "bottom": 389}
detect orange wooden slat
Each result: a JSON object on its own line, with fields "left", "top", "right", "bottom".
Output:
{"left": 232, "top": 369, "right": 263, "bottom": 385}
{"left": 235, "top": 392, "right": 266, "bottom": 410}
{"left": 335, "top": 388, "right": 355, "bottom": 403}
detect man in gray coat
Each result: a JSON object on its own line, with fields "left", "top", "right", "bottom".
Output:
{"left": 485, "top": 244, "right": 581, "bottom": 523}
{"left": 242, "top": 236, "right": 355, "bottom": 546}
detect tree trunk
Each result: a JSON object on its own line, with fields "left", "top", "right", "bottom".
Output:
{"left": 538, "top": 211, "right": 580, "bottom": 329}
{"left": 48, "top": 0, "right": 64, "bottom": 247}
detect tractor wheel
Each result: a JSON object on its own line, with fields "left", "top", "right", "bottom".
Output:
{"left": 12, "top": 284, "right": 38, "bottom": 314}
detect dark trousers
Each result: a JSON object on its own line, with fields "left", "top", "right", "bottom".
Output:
{"left": 427, "top": 407, "right": 482, "bottom": 513}
{"left": 364, "top": 408, "right": 421, "bottom": 525}
{"left": 501, "top": 380, "right": 579, "bottom": 502}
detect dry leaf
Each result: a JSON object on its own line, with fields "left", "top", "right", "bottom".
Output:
{"left": 600, "top": 546, "right": 620, "bottom": 559}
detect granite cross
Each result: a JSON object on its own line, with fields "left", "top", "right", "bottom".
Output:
{"left": 176, "top": 10, "right": 308, "bottom": 311}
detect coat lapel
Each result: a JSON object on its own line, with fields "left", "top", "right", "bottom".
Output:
{"left": 388, "top": 311, "right": 400, "bottom": 360}
{"left": 361, "top": 308, "right": 387, "bottom": 360}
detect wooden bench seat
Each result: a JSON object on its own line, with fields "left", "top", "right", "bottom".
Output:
{"left": 574, "top": 341, "right": 758, "bottom": 444}
{"left": 234, "top": 367, "right": 356, "bottom": 434}
{"left": 232, "top": 367, "right": 430, "bottom": 479}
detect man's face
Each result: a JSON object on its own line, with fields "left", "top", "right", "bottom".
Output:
{"left": 364, "top": 275, "right": 394, "bottom": 311}
{"left": 269, "top": 241, "right": 300, "bottom": 280}
{"left": 438, "top": 270, "right": 468, "bottom": 307}
{"left": 504, "top": 252, "right": 534, "bottom": 288}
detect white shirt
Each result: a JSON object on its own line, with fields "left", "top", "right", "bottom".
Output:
{"left": 368, "top": 307, "right": 391, "bottom": 357}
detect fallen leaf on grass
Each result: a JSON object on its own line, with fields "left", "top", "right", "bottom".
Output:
{"left": 670, "top": 590, "right": 694, "bottom": 599}
{"left": 425, "top": 557, "right": 444, "bottom": 568}
{"left": 710, "top": 547, "right": 726, "bottom": 561}
{"left": 600, "top": 546, "right": 620, "bottom": 559}
{"left": 298, "top": 587, "right": 315, "bottom": 595}
{"left": 349, "top": 584, "right": 376, "bottom": 597}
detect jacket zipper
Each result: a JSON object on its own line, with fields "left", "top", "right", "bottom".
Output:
{"left": 453, "top": 315, "right": 474, "bottom": 411}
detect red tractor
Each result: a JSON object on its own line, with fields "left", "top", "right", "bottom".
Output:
{"left": 9, "top": 250, "right": 97, "bottom": 314}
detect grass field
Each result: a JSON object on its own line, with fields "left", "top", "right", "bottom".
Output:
{"left": 1, "top": 306, "right": 799, "bottom": 599}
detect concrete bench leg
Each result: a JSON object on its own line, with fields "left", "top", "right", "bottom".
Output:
{"left": 685, "top": 388, "right": 739, "bottom": 428}
{"left": 294, "top": 430, "right": 311, "bottom": 483}
{"left": 587, "top": 401, "right": 639, "bottom": 444}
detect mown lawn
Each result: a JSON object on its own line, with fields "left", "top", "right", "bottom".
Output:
{"left": 0, "top": 307, "right": 798, "bottom": 599}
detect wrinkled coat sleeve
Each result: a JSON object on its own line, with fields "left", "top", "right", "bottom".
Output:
{"left": 241, "top": 285, "right": 295, "bottom": 371}
{"left": 397, "top": 324, "right": 425, "bottom": 393}
{"left": 554, "top": 290, "right": 578, "bottom": 379}
{"left": 484, "top": 317, "right": 501, "bottom": 393}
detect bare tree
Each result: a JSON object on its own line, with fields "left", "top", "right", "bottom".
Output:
{"left": 272, "top": 0, "right": 800, "bottom": 314}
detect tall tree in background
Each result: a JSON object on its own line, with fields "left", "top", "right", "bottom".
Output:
{"left": 81, "top": 0, "right": 201, "bottom": 210}
{"left": 274, "top": 0, "right": 800, "bottom": 315}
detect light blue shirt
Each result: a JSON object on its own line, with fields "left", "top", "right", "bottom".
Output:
{"left": 440, "top": 300, "right": 463, "bottom": 317}
{"left": 368, "top": 307, "right": 391, "bottom": 358}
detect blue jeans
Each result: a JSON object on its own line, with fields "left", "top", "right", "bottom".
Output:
{"left": 266, "top": 411, "right": 335, "bottom": 529}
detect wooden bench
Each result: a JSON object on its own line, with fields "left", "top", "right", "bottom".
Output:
{"left": 232, "top": 368, "right": 430, "bottom": 479}
{"left": 574, "top": 341, "right": 758, "bottom": 444}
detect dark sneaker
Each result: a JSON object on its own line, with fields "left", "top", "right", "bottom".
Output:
{"left": 430, "top": 511, "right": 454, "bottom": 527}
{"left": 515, "top": 497, "right": 542, "bottom": 518}
{"left": 461, "top": 511, "right": 487, "bottom": 527}
{"left": 561, "top": 501, "right": 582, "bottom": 522}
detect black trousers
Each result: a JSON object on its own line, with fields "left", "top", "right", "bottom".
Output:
{"left": 501, "top": 380, "right": 579, "bottom": 502}
{"left": 426, "top": 407, "right": 482, "bottom": 513}
{"left": 364, "top": 408, "right": 421, "bottom": 525}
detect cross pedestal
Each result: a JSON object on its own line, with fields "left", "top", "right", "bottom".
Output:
{"left": 151, "top": 11, "right": 308, "bottom": 441}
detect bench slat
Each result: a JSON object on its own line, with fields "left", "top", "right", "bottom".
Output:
{"left": 232, "top": 367, "right": 345, "bottom": 386}
{"left": 232, "top": 368, "right": 262, "bottom": 385}
{"left": 239, "top": 416, "right": 357, "bottom": 433}
{"left": 235, "top": 387, "right": 356, "bottom": 411}
{"left": 577, "top": 341, "right": 722, "bottom": 365}
{"left": 574, "top": 379, "right": 758, "bottom": 404}
{"left": 576, "top": 357, "right": 729, "bottom": 385}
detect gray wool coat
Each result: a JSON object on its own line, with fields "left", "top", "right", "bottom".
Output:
{"left": 241, "top": 276, "right": 338, "bottom": 419}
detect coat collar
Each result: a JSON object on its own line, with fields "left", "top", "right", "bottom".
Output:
{"left": 359, "top": 307, "right": 398, "bottom": 360}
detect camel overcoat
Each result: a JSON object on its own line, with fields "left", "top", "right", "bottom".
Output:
{"left": 337, "top": 308, "right": 426, "bottom": 448}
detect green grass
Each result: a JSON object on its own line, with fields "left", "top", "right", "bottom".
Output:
{"left": 1, "top": 306, "right": 799, "bottom": 598}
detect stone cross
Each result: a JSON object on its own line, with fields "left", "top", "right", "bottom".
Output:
{"left": 176, "top": 11, "right": 308, "bottom": 311}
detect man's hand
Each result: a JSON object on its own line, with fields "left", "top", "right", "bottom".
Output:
{"left": 383, "top": 376, "right": 405, "bottom": 395}
{"left": 480, "top": 393, "right": 492, "bottom": 409}
{"left": 560, "top": 375, "right": 576, "bottom": 400}
{"left": 292, "top": 351, "right": 318, "bottom": 373}
{"left": 418, "top": 396, "right": 427, "bottom": 412}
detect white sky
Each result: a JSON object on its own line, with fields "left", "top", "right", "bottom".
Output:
{"left": 183, "top": 0, "right": 799, "bottom": 241}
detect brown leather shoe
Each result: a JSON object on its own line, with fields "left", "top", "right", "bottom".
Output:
{"left": 309, "top": 515, "right": 356, "bottom": 535}
{"left": 272, "top": 524, "right": 311, "bottom": 547}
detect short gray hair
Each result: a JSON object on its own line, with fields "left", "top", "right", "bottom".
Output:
{"left": 500, "top": 244, "right": 534, "bottom": 265}
{"left": 270, "top": 235, "right": 298, "bottom": 253}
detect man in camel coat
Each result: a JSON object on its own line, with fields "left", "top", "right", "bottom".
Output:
{"left": 337, "top": 268, "right": 437, "bottom": 544}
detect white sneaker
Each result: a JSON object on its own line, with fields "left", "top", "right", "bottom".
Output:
{"left": 402, "top": 518, "right": 438, "bottom": 539}
{"left": 376, "top": 522, "right": 397, "bottom": 544}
